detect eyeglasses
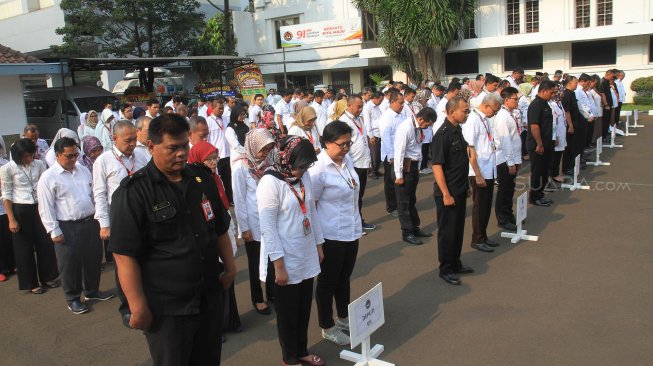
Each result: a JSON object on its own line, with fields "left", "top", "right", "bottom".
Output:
{"left": 61, "top": 152, "right": 79, "bottom": 160}
{"left": 298, "top": 162, "right": 315, "bottom": 170}
{"left": 204, "top": 157, "right": 218, "bottom": 163}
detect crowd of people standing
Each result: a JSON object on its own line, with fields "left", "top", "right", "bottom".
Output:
{"left": 0, "top": 65, "right": 629, "bottom": 366}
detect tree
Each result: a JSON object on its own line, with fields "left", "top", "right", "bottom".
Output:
{"left": 352, "top": 0, "right": 476, "bottom": 82}
{"left": 192, "top": 12, "right": 238, "bottom": 83}
{"left": 51, "top": 0, "right": 204, "bottom": 92}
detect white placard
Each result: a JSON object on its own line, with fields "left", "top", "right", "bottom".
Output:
{"left": 596, "top": 137, "right": 603, "bottom": 156}
{"left": 348, "top": 283, "right": 385, "bottom": 349}
{"left": 574, "top": 154, "right": 580, "bottom": 180}
{"left": 516, "top": 192, "right": 527, "bottom": 223}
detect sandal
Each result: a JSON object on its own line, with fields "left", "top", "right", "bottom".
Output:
{"left": 30, "top": 287, "right": 45, "bottom": 294}
{"left": 254, "top": 302, "right": 271, "bottom": 315}
{"left": 299, "top": 355, "right": 325, "bottom": 366}
{"left": 45, "top": 280, "right": 60, "bottom": 288}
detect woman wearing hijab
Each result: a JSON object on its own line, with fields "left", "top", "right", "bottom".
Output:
{"left": 257, "top": 136, "right": 324, "bottom": 366}
{"left": 258, "top": 105, "right": 283, "bottom": 143}
{"left": 329, "top": 99, "right": 347, "bottom": 122}
{"left": 1, "top": 139, "right": 59, "bottom": 293}
{"left": 0, "top": 136, "right": 15, "bottom": 282}
{"left": 308, "top": 121, "right": 361, "bottom": 346}
{"left": 45, "top": 128, "right": 80, "bottom": 167}
{"left": 232, "top": 128, "right": 276, "bottom": 315}
{"left": 288, "top": 106, "right": 321, "bottom": 154}
{"left": 188, "top": 141, "right": 242, "bottom": 334}
{"left": 225, "top": 104, "right": 249, "bottom": 163}
{"left": 518, "top": 83, "right": 534, "bottom": 160}
{"left": 78, "top": 110, "right": 98, "bottom": 140}
{"left": 95, "top": 108, "right": 116, "bottom": 151}
{"left": 80, "top": 136, "right": 103, "bottom": 174}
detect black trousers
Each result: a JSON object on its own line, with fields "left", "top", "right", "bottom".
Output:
{"left": 145, "top": 292, "right": 224, "bottom": 366}
{"left": 316, "top": 239, "right": 358, "bottom": 329}
{"left": 369, "top": 137, "right": 382, "bottom": 175}
{"left": 550, "top": 151, "right": 564, "bottom": 178}
{"left": 274, "top": 278, "right": 314, "bottom": 365}
{"left": 11, "top": 204, "right": 58, "bottom": 290}
{"left": 529, "top": 148, "right": 554, "bottom": 202}
{"left": 395, "top": 164, "right": 420, "bottom": 235}
{"left": 469, "top": 177, "right": 495, "bottom": 244}
{"left": 615, "top": 102, "right": 623, "bottom": 125}
{"left": 435, "top": 193, "right": 467, "bottom": 275}
{"left": 585, "top": 119, "right": 595, "bottom": 147}
{"left": 354, "top": 167, "right": 368, "bottom": 223}
{"left": 383, "top": 158, "right": 397, "bottom": 212}
{"left": 217, "top": 157, "right": 233, "bottom": 204}
{"left": 244, "top": 240, "right": 275, "bottom": 304}
{"left": 0, "top": 214, "right": 15, "bottom": 274}
{"left": 520, "top": 131, "right": 528, "bottom": 157}
{"left": 419, "top": 143, "right": 431, "bottom": 170}
{"left": 495, "top": 163, "right": 517, "bottom": 226}
{"left": 602, "top": 107, "right": 613, "bottom": 138}
{"left": 563, "top": 119, "right": 587, "bottom": 172}
{"left": 56, "top": 218, "right": 103, "bottom": 302}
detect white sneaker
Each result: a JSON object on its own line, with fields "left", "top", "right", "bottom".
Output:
{"left": 420, "top": 168, "right": 432, "bottom": 174}
{"left": 322, "top": 326, "right": 350, "bottom": 345}
{"left": 335, "top": 317, "right": 350, "bottom": 331}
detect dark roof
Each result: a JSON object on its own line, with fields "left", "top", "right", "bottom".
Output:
{"left": 0, "top": 44, "right": 43, "bottom": 64}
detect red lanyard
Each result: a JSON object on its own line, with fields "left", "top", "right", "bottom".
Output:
{"left": 351, "top": 116, "right": 364, "bottom": 136}
{"left": 287, "top": 179, "right": 306, "bottom": 215}
{"left": 304, "top": 129, "right": 314, "bottom": 144}
{"left": 112, "top": 150, "right": 135, "bottom": 176}
{"left": 413, "top": 116, "right": 424, "bottom": 143}
{"left": 474, "top": 110, "right": 493, "bottom": 142}
{"left": 503, "top": 106, "right": 521, "bottom": 134}
{"left": 407, "top": 103, "right": 416, "bottom": 116}
{"left": 213, "top": 116, "right": 223, "bottom": 130}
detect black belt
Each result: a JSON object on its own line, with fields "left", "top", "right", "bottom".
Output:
{"left": 60, "top": 215, "right": 94, "bottom": 223}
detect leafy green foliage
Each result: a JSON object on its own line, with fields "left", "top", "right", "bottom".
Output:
{"left": 630, "top": 76, "right": 653, "bottom": 94}
{"left": 192, "top": 12, "right": 237, "bottom": 82}
{"left": 352, "top": 0, "right": 476, "bottom": 81}
{"left": 369, "top": 73, "right": 390, "bottom": 86}
{"left": 633, "top": 96, "right": 653, "bottom": 105}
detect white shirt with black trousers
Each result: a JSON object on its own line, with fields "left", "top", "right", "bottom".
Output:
{"left": 493, "top": 106, "right": 523, "bottom": 227}
{"left": 37, "top": 161, "right": 106, "bottom": 306}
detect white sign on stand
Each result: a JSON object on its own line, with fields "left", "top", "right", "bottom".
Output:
{"left": 630, "top": 110, "right": 645, "bottom": 128}
{"left": 561, "top": 154, "right": 590, "bottom": 191}
{"left": 501, "top": 192, "right": 539, "bottom": 244}
{"left": 604, "top": 125, "right": 623, "bottom": 149}
{"left": 587, "top": 137, "right": 610, "bottom": 166}
{"left": 340, "top": 283, "right": 394, "bottom": 366}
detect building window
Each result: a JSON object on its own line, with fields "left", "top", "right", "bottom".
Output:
{"left": 576, "top": 0, "right": 590, "bottom": 28}
{"left": 525, "top": 1, "right": 539, "bottom": 33}
{"left": 364, "top": 67, "right": 393, "bottom": 88}
{"left": 330, "top": 71, "right": 351, "bottom": 94}
{"left": 464, "top": 16, "right": 477, "bottom": 39}
{"left": 572, "top": 39, "right": 616, "bottom": 67}
{"left": 445, "top": 51, "right": 479, "bottom": 75}
{"left": 274, "top": 16, "right": 300, "bottom": 49}
{"left": 362, "top": 11, "right": 379, "bottom": 42}
{"left": 506, "top": 0, "right": 520, "bottom": 35}
{"left": 597, "top": 0, "right": 612, "bottom": 26}
{"left": 504, "top": 46, "right": 543, "bottom": 71}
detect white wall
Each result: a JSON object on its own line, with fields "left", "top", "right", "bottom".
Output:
{"left": 0, "top": 3, "right": 64, "bottom": 53}
{"left": 0, "top": 75, "right": 27, "bottom": 136}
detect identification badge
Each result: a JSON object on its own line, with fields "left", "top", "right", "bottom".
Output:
{"left": 201, "top": 195, "right": 215, "bottom": 221}
{"left": 302, "top": 216, "right": 312, "bottom": 236}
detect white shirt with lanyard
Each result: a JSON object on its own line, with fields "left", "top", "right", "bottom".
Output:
{"left": 462, "top": 109, "right": 496, "bottom": 179}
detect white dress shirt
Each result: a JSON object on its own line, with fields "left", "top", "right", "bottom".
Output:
{"left": 322, "top": 98, "right": 332, "bottom": 110}
{"left": 463, "top": 109, "right": 496, "bottom": 179}
{"left": 266, "top": 94, "right": 276, "bottom": 105}
{"left": 379, "top": 108, "right": 406, "bottom": 161}
{"left": 434, "top": 97, "right": 449, "bottom": 132}
{"left": 93, "top": 146, "right": 148, "bottom": 228}
{"left": 225, "top": 126, "right": 245, "bottom": 162}
{"left": 506, "top": 75, "right": 519, "bottom": 89}
{"left": 610, "top": 87, "right": 618, "bottom": 108}
{"left": 135, "top": 141, "right": 152, "bottom": 161}
{"left": 37, "top": 162, "right": 95, "bottom": 238}
{"left": 394, "top": 116, "right": 424, "bottom": 179}
{"left": 310, "top": 101, "right": 328, "bottom": 135}
{"left": 223, "top": 105, "right": 232, "bottom": 122}
{"left": 589, "top": 89, "right": 603, "bottom": 117}
{"left": 379, "top": 98, "right": 390, "bottom": 112}
{"left": 615, "top": 79, "right": 626, "bottom": 103}
{"left": 518, "top": 96, "right": 531, "bottom": 129}
{"left": 0, "top": 160, "right": 46, "bottom": 204}
{"left": 274, "top": 99, "right": 292, "bottom": 129}
{"left": 0, "top": 158, "right": 7, "bottom": 215}
{"left": 494, "top": 107, "right": 522, "bottom": 167}
{"left": 206, "top": 114, "right": 230, "bottom": 159}
{"left": 427, "top": 95, "right": 440, "bottom": 110}
{"left": 309, "top": 152, "right": 362, "bottom": 242}
{"left": 339, "top": 111, "right": 371, "bottom": 169}
{"left": 35, "top": 139, "right": 49, "bottom": 164}
{"left": 197, "top": 104, "right": 209, "bottom": 118}
{"left": 232, "top": 159, "right": 262, "bottom": 241}
{"left": 288, "top": 125, "right": 321, "bottom": 151}
{"left": 78, "top": 124, "right": 96, "bottom": 141}
{"left": 94, "top": 121, "right": 115, "bottom": 152}
{"left": 248, "top": 104, "right": 262, "bottom": 126}
{"left": 257, "top": 172, "right": 323, "bottom": 285}
{"left": 575, "top": 86, "right": 595, "bottom": 120}
{"left": 551, "top": 101, "right": 567, "bottom": 152}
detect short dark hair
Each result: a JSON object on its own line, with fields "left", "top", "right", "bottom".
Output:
{"left": 389, "top": 91, "right": 403, "bottom": 103}
{"left": 446, "top": 82, "right": 462, "bottom": 94}
{"left": 578, "top": 73, "right": 592, "bottom": 82}
{"left": 498, "top": 80, "right": 511, "bottom": 89}
{"left": 10, "top": 138, "right": 36, "bottom": 164}
{"left": 416, "top": 107, "right": 437, "bottom": 123}
{"left": 513, "top": 67, "right": 524, "bottom": 74}
{"left": 314, "top": 90, "right": 325, "bottom": 98}
{"left": 322, "top": 121, "right": 353, "bottom": 143}
{"left": 372, "top": 91, "right": 384, "bottom": 99}
{"left": 172, "top": 96, "right": 182, "bottom": 103}
{"left": 445, "top": 97, "right": 466, "bottom": 114}
{"left": 462, "top": 77, "right": 469, "bottom": 83}
{"left": 121, "top": 103, "right": 133, "bottom": 112}
{"left": 148, "top": 114, "right": 190, "bottom": 145}
{"left": 538, "top": 80, "right": 556, "bottom": 92}
{"left": 147, "top": 98, "right": 160, "bottom": 106}
{"left": 476, "top": 74, "right": 484, "bottom": 80}
{"left": 23, "top": 124, "right": 39, "bottom": 134}
{"left": 347, "top": 94, "right": 363, "bottom": 105}
{"left": 485, "top": 75, "right": 500, "bottom": 85}
{"left": 163, "top": 106, "right": 174, "bottom": 113}
{"left": 404, "top": 87, "right": 416, "bottom": 96}
{"left": 501, "top": 87, "right": 519, "bottom": 99}
{"left": 54, "top": 137, "right": 78, "bottom": 154}
{"left": 436, "top": 85, "right": 446, "bottom": 92}
{"left": 362, "top": 87, "right": 373, "bottom": 94}
{"left": 281, "top": 89, "right": 293, "bottom": 97}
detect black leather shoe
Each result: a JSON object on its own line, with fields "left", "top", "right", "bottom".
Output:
{"left": 455, "top": 266, "right": 474, "bottom": 274}
{"left": 85, "top": 290, "right": 115, "bottom": 301}
{"left": 68, "top": 299, "right": 89, "bottom": 315}
{"left": 542, "top": 198, "right": 554, "bottom": 204}
{"left": 500, "top": 222, "right": 518, "bottom": 231}
{"left": 413, "top": 228, "right": 433, "bottom": 237}
{"left": 439, "top": 272, "right": 461, "bottom": 286}
{"left": 254, "top": 302, "right": 272, "bottom": 315}
{"left": 485, "top": 239, "right": 500, "bottom": 247}
{"left": 530, "top": 199, "right": 551, "bottom": 207}
{"left": 471, "top": 242, "right": 494, "bottom": 252}
{"left": 402, "top": 234, "right": 423, "bottom": 245}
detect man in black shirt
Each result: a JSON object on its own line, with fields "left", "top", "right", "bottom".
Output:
{"left": 109, "top": 114, "right": 236, "bottom": 366}
{"left": 599, "top": 69, "right": 616, "bottom": 140}
{"left": 527, "top": 80, "right": 556, "bottom": 207}
{"left": 431, "top": 97, "right": 473, "bottom": 286}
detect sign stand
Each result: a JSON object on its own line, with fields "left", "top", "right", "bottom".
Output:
{"left": 500, "top": 192, "right": 539, "bottom": 244}
{"left": 604, "top": 125, "right": 623, "bottom": 149}
{"left": 630, "top": 110, "right": 645, "bottom": 128}
{"left": 624, "top": 114, "right": 637, "bottom": 136}
{"left": 561, "top": 154, "right": 590, "bottom": 191}
{"left": 340, "top": 283, "right": 394, "bottom": 366}
{"left": 587, "top": 137, "right": 610, "bottom": 166}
